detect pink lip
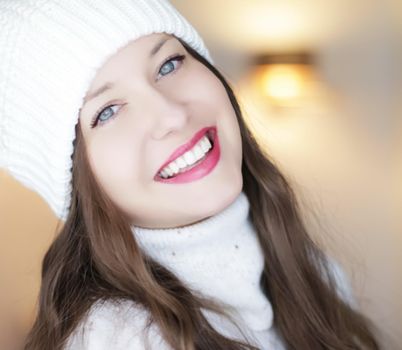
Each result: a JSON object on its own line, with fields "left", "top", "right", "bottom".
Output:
{"left": 155, "top": 126, "right": 215, "bottom": 175}
{"left": 154, "top": 126, "right": 220, "bottom": 183}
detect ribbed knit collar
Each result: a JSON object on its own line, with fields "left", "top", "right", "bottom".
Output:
{"left": 130, "top": 191, "right": 273, "bottom": 333}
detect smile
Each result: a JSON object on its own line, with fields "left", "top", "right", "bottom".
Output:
{"left": 154, "top": 126, "right": 220, "bottom": 183}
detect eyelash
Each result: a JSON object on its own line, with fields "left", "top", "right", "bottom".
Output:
{"left": 90, "top": 54, "right": 186, "bottom": 128}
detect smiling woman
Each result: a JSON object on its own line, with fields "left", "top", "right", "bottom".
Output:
{"left": 0, "top": 1, "right": 381, "bottom": 350}
{"left": 77, "top": 32, "right": 242, "bottom": 229}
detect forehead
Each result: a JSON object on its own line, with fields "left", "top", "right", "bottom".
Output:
{"left": 115, "top": 32, "right": 176, "bottom": 59}
{"left": 82, "top": 33, "right": 182, "bottom": 106}
{"left": 84, "top": 33, "right": 178, "bottom": 93}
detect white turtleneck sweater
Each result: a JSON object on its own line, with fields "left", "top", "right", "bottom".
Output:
{"left": 65, "top": 191, "right": 356, "bottom": 350}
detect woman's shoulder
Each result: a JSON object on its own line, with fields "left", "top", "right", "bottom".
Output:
{"left": 64, "top": 299, "right": 171, "bottom": 350}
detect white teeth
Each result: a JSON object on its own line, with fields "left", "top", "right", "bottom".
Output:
{"left": 169, "top": 161, "right": 180, "bottom": 174}
{"left": 164, "top": 167, "right": 174, "bottom": 177}
{"left": 160, "top": 169, "right": 169, "bottom": 178}
{"left": 193, "top": 145, "right": 204, "bottom": 161}
{"left": 201, "top": 137, "right": 211, "bottom": 152}
{"left": 183, "top": 151, "right": 196, "bottom": 164}
{"left": 176, "top": 156, "right": 187, "bottom": 168}
{"left": 159, "top": 134, "right": 213, "bottom": 178}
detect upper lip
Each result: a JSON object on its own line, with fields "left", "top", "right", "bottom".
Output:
{"left": 155, "top": 126, "right": 215, "bottom": 176}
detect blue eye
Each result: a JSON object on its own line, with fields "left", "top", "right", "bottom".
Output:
{"left": 157, "top": 54, "right": 185, "bottom": 80}
{"left": 90, "top": 104, "right": 121, "bottom": 128}
{"left": 90, "top": 55, "right": 185, "bottom": 129}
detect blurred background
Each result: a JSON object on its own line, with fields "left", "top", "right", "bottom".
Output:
{"left": 1, "top": 0, "right": 401, "bottom": 349}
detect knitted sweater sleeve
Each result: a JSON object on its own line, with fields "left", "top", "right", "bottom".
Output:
{"left": 63, "top": 300, "right": 172, "bottom": 350}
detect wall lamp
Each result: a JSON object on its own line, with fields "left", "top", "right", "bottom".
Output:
{"left": 249, "top": 52, "right": 316, "bottom": 107}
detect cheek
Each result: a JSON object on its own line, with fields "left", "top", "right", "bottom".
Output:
{"left": 190, "top": 65, "right": 225, "bottom": 102}
{"left": 197, "top": 73, "right": 241, "bottom": 146}
{"left": 195, "top": 68, "right": 237, "bottom": 127}
{"left": 88, "top": 134, "right": 139, "bottom": 191}
{"left": 190, "top": 65, "right": 241, "bottom": 150}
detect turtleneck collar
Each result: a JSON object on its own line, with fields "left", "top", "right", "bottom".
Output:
{"left": 130, "top": 191, "right": 273, "bottom": 333}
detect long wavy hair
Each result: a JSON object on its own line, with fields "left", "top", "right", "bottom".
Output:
{"left": 24, "top": 39, "right": 381, "bottom": 350}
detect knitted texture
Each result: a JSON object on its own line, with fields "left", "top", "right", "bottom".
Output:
{"left": 132, "top": 191, "right": 275, "bottom": 336}
{"left": 0, "top": 0, "right": 213, "bottom": 221}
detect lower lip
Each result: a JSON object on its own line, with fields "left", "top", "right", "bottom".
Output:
{"left": 154, "top": 129, "right": 220, "bottom": 184}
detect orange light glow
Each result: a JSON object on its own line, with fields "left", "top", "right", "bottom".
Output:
{"left": 255, "top": 64, "right": 313, "bottom": 105}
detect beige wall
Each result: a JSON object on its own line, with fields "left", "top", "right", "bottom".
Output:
{"left": 0, "top": 172, "right": 58, "bottom": 325}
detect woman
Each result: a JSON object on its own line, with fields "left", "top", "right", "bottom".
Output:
{"left": 0, "top": 0, "right": 380, "bottom": 349}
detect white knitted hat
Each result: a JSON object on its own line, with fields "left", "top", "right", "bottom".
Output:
{"left": 0, "top": 0, "right": 213, "bottom": 222}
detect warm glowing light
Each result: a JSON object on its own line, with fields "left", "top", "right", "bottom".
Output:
{"left": 261, "top": 65, "right": 304, "bottom": 99}
{"left": 252, "top": 63, "right": 314, "bottom": 106}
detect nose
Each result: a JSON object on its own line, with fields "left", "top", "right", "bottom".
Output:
{"left": 149, "top": 90, "right": 189, "bottom": 140}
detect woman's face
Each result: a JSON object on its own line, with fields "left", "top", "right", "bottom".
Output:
{"left": 78, "top": 33, "right": 243, "bottom": 229}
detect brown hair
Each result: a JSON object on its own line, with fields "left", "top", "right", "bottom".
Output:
{"left": 24, "top": 39, "right": 381, "bottom": 350}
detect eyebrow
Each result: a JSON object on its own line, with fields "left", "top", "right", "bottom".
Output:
{"left": 82, "top": 37, "right": 172, "bottom": 107}
{"left": 83, "top": 82, "right": 114, "bottom": 105}
{"left": 150, "top": 37, "right": 171, "bottom": 57}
